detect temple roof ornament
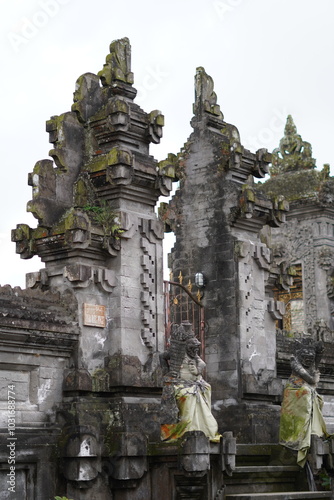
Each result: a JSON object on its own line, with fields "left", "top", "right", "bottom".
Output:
{"left": 98, "top": 37, "right": 134, "bottom": 87}
{"left": 160, "top": 67, "right": 288, "bottom": 235}
{"left": 193, "top": 66, "right": 224, "bottom": 121}
{"left": 258, "top": 115, "right": 332, "bottom": 204}
{"left": 271, "top": 115, "right": 316, "bottom": 175}
{"left": 12, "top": 39, "right": 173, "bottom": 264}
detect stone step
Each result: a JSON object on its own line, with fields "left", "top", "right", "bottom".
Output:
{"left": 225, "top": 444, "right": 327, "bottom": 497}
{"left": 234, "top": 466, "right": 300, "bottom": 474}
{"left": 225, "top": 492, "right": 332, "bottom": 499}
{"left": 224, "top": 463, "right": 308, "bottom": 495}
{"left": 233, "top": 444, "right": 298, "bottom": 469}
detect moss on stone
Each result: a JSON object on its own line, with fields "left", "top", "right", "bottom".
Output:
{"left": 83, "top": 155, "right": 108, "bottom": 173}
{"left": 158, "top": 153, "right": 177, "bottom": 179}
{"left": 107, "top": 147, "right": 132, "bottom": 167}
{"left": 92, "top": 368, "right": 110, "bottom": 392}
{"left": 258, "top": 169, "right": 323, "bottom": 202}
{"left": 32, "top": 227, "right": 49, "bottom": 239}
{"left": 13, "top": 224, "right": 30, "bottom": 240}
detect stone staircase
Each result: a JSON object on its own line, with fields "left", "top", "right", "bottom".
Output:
{"left": 226, "top": 494, "right": 332, "bottom": 499}
{"left": 224, "top": 444, "right": 332, "bottom": 500}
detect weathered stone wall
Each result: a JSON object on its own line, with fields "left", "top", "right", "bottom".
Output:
{"left": 0, "top": 285, "right": 79, "bottom": 499}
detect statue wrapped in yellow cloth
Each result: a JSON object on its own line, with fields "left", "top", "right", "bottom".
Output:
{"left": 160, "top": 323, "right": 221, "bottom": 442}
{"left": 279, "top": 338, "right": 329, "bottom": 467}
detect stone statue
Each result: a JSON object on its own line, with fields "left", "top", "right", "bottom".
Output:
{"left": 279, "top": 338, "right": 329, "bottom": 466}
{"left": 160, "top": 323, "right": 221, "bottom": 442}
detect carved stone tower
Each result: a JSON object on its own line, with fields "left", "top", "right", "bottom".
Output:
{"left": 13, "top": 37, "right": 172, "bottom": 378}
{"left": 10, "top": 38, "right": 174, "bottom": 498}
{"left": 163, "top": 67, "right": 290, "bottom": 442}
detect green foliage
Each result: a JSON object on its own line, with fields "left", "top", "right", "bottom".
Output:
{"left": 317, "top": 468, "right": 331, "bottom": 490}
{"left": 55, "top": 496, "right": 73, "bottom": 500}
{"left": 83, "top": 201, "right": 123, "bottom": 238}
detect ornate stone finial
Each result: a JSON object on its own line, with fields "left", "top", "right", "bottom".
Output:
{"left": 98, "top": 37, "right": 134, "bottom": 86}
{"left": 284, "top": 114, "right": 297, "bottom": 137}
{"left": 271, "top": 115, "right": 316, "bottom": 175}
{"left": 193, "top": 67, "right": 224, "bottom": 121}
{"left": 72, "top": 73, "right": 104, "bottom": 123}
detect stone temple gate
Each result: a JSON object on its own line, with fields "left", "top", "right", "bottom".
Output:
{"left": 1, "top": 38, "right": 334, "bottom": 499}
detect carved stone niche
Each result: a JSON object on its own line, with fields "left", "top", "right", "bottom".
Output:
{"left": 63, "top": 368, "right": 92, "bottom": 392}
{"left": 105, "top": 432, "right": 147, "bottom": 488}
{"left": 179, "top": 431, "right": 210, "bottom": 475}
{"left": 179, "top": 431, "right": 236, "bottom": 477}
{"left": 61, "top": 426, "right": 100, "bottom": 489}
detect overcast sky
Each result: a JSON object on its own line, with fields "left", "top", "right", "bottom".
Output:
{"left": 1, "top": 0, "right": 334, "bottom": 287}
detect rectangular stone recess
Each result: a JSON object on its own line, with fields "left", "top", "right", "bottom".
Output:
{"left": 174, "top": 472, "right": 208, "bottom": 499}
{"left": 0, "top": 369, "right": 31, "bottom": 403}
{"left": 0, "top": 470, "right": 26, "bottom": 499}
{"left": 83, "top": 303, "right": 106, "bottom": 328}
{"left": 0, "top": 465, "right": 35, "bottom": 499}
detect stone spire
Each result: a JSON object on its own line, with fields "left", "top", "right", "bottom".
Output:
{"left": 271, "top": 114, "right": 316, "bottom": 175}
{"left": 12, "top": 38, "right": 172, "bottom": 266}
{"left": 258, "top": 115, "right": 332, "bottom": 203}
{"left": 98, "top": 37, "right": 134, "bottom": 87}
{"left": 193, "top": 66, "right": 224, "bottom": 122}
